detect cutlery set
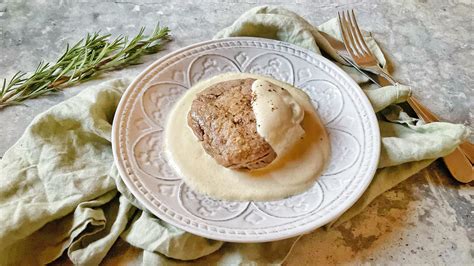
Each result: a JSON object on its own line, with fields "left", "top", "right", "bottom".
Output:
{"left": 332, "top": 10, "right": 473, "bottom": 183}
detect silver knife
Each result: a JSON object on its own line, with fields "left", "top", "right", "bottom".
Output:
{"left": 320, "top": 32, "right": 389, "bottom": 86}
{"left": 320, "top": 31, "right": 473, "bottom": 182}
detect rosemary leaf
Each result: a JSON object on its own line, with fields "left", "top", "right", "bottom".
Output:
{"left": 0, "top": 24, "right": 171, "bottom": 109}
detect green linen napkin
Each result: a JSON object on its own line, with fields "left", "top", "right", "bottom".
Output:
{"left": 0, "top": 6, "right": 468, "bottom": 265}
{"left": 214, "top": 5, "right": 468, "bottom": 225}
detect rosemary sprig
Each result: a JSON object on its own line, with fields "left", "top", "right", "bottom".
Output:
{"left": 0, "top": 24, "right": 171, "bottom": 109}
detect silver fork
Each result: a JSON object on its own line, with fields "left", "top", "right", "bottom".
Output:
{"left": 337, "top": 10, "right": 473, "bottom": 183}
{"left": 337, "top": 10, "right": 396, "bottom": 84}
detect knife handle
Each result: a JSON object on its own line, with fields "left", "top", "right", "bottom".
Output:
{"left": 459, "top": 142, "right": 474, "bottom": 164}
{"left": 408, "top": 97, "right": 474, "bottom": 162}
{"left": 408, "top": 97, "right": 473, "bottom": 183}
{"left": 407, "top": 97, "right": 438, "bottom": 122}
{"left": 442, "top": 149, "right": 474, "bottom": 183}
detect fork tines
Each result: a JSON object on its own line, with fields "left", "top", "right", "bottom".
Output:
{"left": 338, "top": 10, "right": 371, "bottom": 57}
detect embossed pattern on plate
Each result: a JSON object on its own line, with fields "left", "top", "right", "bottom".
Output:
{"left": 112, "top": 38, "right": 380, "bottom": 242}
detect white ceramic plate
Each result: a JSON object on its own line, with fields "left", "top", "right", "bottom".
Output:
{"left": 112, "top": 38, "right": 380, "bottom": 242}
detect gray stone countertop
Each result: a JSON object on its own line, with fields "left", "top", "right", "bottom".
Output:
{"left": 0, "top": 0, "right": 472, "bottom": 265}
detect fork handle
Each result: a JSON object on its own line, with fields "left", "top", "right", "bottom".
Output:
{"left": 338, "top": 52, "right": 474, "bottom": 171}
{"left": 408, "top": 97, "right": 474, "bottom": 164}
{"left": 365, "top": 69, "right": 474, "bottom": 182}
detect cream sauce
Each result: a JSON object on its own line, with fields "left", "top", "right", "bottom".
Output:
{"left": 251, "top": 79, "right": 305, "bottom": 159}
{"left": 164, "top": 73, "right": 330, "bottom": 201}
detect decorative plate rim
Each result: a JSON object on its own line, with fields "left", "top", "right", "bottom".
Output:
{"left": 111, "top": 37, "right": 381, "bottom": 242}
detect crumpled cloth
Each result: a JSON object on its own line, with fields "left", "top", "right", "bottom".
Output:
{"left": 0, "top": 6, "right": 468, "bottom": 265}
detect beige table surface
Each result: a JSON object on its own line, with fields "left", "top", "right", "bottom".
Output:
{"left": 0, "top": 0, "right": 472, "bottom": 265}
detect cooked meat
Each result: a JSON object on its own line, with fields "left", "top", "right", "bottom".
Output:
{"left": 187, "top": 78, "right": 276, "bottom": 169}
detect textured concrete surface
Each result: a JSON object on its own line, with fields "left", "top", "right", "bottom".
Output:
{"left": 0, "top": 0, "right": 472, "bottom": 265}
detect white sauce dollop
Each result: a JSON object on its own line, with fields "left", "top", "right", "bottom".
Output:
{"left": 251, "top": 79, "right": 305, "bottom": 158}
